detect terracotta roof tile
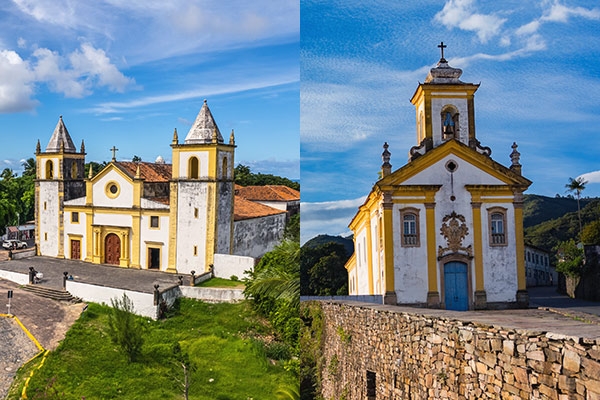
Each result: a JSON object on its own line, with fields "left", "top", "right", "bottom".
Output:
{"left": 234, "top": 195, "right": 286, "bottom": 221}
{"left": 116, "top": 162, "right": 172, "bottom": 182}
{"left": 235, "top": 185, "right": 299, "bottom": 202}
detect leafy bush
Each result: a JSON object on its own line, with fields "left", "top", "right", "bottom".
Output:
{"left": 107, "top": 293, "right": 145, "bottom": 362}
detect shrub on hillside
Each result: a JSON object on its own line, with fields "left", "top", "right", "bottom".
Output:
{"left": 107, "top": 293, "right": 145, "bottom": 362}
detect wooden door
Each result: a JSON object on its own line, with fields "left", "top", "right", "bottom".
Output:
{"left": 444, "top": 262, "right": 469, "bottom": 311}
{"left": 71, "top": 239, "right": 81, "bottom": 260}
{"left": 104, "top": 233, "right": 121, "bottom": 265}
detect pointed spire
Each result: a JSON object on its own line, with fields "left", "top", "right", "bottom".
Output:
{"left": 211, "top": 127, "right": 218, "bottom": 143}
{"left": 80, "top": 139, "right": 85, "bottom": 154}
{"left": 184, "top": 99, "right": 223, "bottom": 144}
{"left": 172, "top": 128, "right": 179, "bottom": 145}
{"left": 46, "top": 115, "right": 76, "bottom": 153}
{"left": 381, "top": 142, "right": 392, "bottom": 177}
{"left": 36, "top": 139, "right": 41, "bottom": 155}
{"left": 135, "top": 164, "right": 141, "bottom": 179}
{"left": 229, "top": 129, "right": 235, "bottom": 145}
{"left": 88, "top": 164, "right": 93, "bottom": 179}
{"left": 510, "top": 142, "right": 522, "bottom": 175}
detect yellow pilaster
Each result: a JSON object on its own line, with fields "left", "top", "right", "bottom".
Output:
{"left": 204, "top": 183, "right": 217, "bottom": 272}
{"left": 381, "top": 193, "right": 395, "bottom": 304}
{"left": 365, "top": 215, "right": 374, "bottom": 295}
{"left": 84, "top": 209, "right": 93, "bottom": 262}
{"left": 425, "top": 202, "right": 438, "bottom": 300}
{"left": 167, "top": 182, "right": 178, "bottom": 273}
{"left": 514, "top": 198, "right": 526, "bottom": 291}
{"left": 131, "top": 213, "right": 141, "bottom": 268}
{"left": 471, "top": 200, "right": 484, "bottom": 291}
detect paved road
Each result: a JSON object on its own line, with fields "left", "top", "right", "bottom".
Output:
{"left": 528, "top": 285, "right": 600, "bottom": 317}
{"left": 0, "top": 254, "right": 187, "bottom": 292}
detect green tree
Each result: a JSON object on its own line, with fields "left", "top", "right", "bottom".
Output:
{"left": 21, "top": 157, "right": 36, "bottom": 178}
{"left": 234, "top": 164, "right": 299, "bottom": 191}
{"left": 565, "top": 177, "right": 587, "bottom": 236}
{"left": 107, "top": 293, "right": 145, "bottom": 362}
{"left": 300, "top": 242, "right": 349, "bottom": 296}
{"left": 554, "top": 239, "right": 585, "bottom": 277}
{"left": 244, "top": 239, "right": 300, "bottom": 349}
{"left": 172, "top": 342, "right": 196, "bottom": 400}
{"left": 581, "top": 220, "right": 600, "bottom": 245}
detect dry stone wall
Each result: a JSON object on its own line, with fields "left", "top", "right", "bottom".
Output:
{"left": 318, "top": 302, "right": 600, "bottom": 400}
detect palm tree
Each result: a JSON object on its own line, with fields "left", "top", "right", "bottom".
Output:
{"left": 565, "top": 176, "right": 587, "bottom": 236}
{"left": 21, "top": 158, "right": 36, "bottom": 178}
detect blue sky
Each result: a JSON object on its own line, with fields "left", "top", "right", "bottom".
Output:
{"left": 301, "top": 0, "right": 600, "bottom": 243}
{"left": 0, "top": 1, "right": 299, "bottom": 179}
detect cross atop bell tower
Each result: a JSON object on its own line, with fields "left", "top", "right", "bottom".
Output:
{"left": 437, "top": 41, "right": 447, "bottom": 62}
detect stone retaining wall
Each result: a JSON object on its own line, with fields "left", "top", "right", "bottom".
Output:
{"left": 318, "top": 302, "right": 600, "bottom": 400}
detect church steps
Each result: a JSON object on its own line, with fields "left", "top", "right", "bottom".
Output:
{"left": 20, "top": 285, "right": 77, "bottom": 302}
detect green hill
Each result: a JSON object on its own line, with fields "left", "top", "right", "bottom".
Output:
{"left": 303, "top": 234, "right": 354, "bottom": 256}
{"left": 523, "top": 194, "right": 595, "bottom": 228}
{"left": 524, "top": 198, "right": 600, "bottom": 252}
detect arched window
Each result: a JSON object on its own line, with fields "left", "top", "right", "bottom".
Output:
{"left": 45, "top": 160, "right": 54, "bottom": 179}
{"left": 488, "top": 208, "right": 507, "bottom": 246}
{"left": 188, "top": 156, "right": 199, "bottom": 179}
{"left": 71, "top": 162, "right": 78, "bottom": 179}
{"left": 222, "top": 157, "right": 228, "bottom": 179}
{"left": 400, "top": 208, "right": 420, "bottom": 247}
{"left": 441, "top": 105, "right": 459, "bottom": 140}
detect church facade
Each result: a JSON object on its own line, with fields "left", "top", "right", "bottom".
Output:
{"left": 345, "top": 47, "right": 532, "bottom": 310}
{"left": 35, "top": 101, "right": 287, "bottom": 275}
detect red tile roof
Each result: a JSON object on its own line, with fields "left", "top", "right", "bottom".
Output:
{"left": 234, "top": 195, "right": 286, "bottom": 221}
{"left": 235, "top": 185, "right": 299, "bottom": 202}
{"left": 116, "top": 162, "right": 172, "bottom": 182}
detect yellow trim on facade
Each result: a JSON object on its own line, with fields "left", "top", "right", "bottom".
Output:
{"left": 514, "top": 200, "right": 527, "bottom": 291}
{"left": 85, "top": 209, "right": 93, "bottom": 262}
{"left": 66, "top": 234, "right": 83, "bottom": 260}
{"left": 131, "top": 213, "right": 141, "bottom": 268}
{"left": 105, "top": 181, "right": 121, "bottom": 199}
{"left": 471, "top": 201, "right": 485, "bottom": 291}
{"left": 382, "top": 195, "right": 395, "bottom": 297}
{"left": 425, "top": 203, "right": 438, "bottom": 293}
{"left": 167, "top": 181, "right": 178, "bottom": 273}
{"left": 365, "top": 214, "right": 374, "bottom": 295}
{"left": 204, "top": 184, "right": 216, "bottom": 272}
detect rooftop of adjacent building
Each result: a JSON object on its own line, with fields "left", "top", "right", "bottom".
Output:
{"left": 235, "top": 184, "right": 300, "bottom": 202}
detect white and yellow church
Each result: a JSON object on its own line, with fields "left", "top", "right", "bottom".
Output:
{"left": 35, "top": 100, "right": 288, "bottom": 276}
{"left": 345, "top": 47, "right": 532, "bottom": 310}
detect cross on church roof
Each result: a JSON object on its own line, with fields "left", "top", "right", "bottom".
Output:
{"left": 438, "top": 41, "right": 447, "bottom": 62}
{"left": 110, "top": 146, "right": 119, "bottom": 161}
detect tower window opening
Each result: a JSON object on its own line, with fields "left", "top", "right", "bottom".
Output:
{"left": 189, "top": 156, "right": 199, "bottom": 179}
{"left": 45, "top": 160, "right": 54, "bottom": 179}
{"left": 441, "top": 106, "right": 459, "bottom": 140}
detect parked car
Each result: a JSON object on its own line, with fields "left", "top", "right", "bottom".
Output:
{"left": 2, "top": 239, "right": 27, "bottom": 250}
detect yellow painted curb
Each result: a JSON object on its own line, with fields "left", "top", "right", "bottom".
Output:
{"left": 0, "top": 313, "right": 47, "bottom": 399}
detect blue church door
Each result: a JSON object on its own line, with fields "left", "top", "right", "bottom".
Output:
{"left": 444, "top": 262, "right": 469, "bottom": 311}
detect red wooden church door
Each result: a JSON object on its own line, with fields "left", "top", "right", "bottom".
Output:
{"left": 104, "top": 233, "right": 121, "bottom": 265}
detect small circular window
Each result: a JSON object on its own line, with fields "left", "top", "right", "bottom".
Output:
{"left": 106, "top": 181, "right": 120, "bottom": 198}
{"left": 445, "top": 160, "right": 458, "bottom": 173}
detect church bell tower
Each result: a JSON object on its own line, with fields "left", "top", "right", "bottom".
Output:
{"left": 35, "top": 116, "right": 86, "bottom": 257}
{"left": 168, "top": 100, "right": 236, "bottom": 274}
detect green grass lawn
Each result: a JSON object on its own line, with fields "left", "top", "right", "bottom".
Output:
{"left": 197, "top": 277, "right": 245, "bottom": 288}
{"left": 8, "top": 299, "right": 296, "bottom": 400}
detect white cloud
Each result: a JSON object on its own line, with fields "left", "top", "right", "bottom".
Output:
{"left": 542, "top": 2, "right": 600, "bottom": 23}
{"left": 579, "top": 171, "right": 600, "bottom": 184}
{"left": 434, "top": 0, "right": 506, "bottom": 43}
{"left": 0, "top": 50, "right": 37, "bottom": 113}
{"left": 89, "top": 74, "right": 297, "bottom": 114}
{"left": 300, "top": 197, "right": 365, "bottom": 244}
{"left": 0, "top": 42, "right": 134, "bottom": 111}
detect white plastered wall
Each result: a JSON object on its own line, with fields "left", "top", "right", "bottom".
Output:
{"left": 140, "top": 214, "right": 170, "bottom": 270}
{"left": 178, "top": 151, "right": 209, "bottom": 178}
{"left": 354, "top": 226, "right": 369, "bottom": 295}
{"left": 176, "top": 182, "right": 208, "bottom": 274}
{"left": 63, "top": 209, "right": 86, "bottom": 259}
{"left": 38, "top": 180, "right": 59, "bottom": 257}
{"left": 92, "top": 170, "right": 134, "bottom": 208}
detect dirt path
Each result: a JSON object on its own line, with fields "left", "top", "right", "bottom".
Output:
{"left": 0, "top": 279, "right": 84, "bottom": 399}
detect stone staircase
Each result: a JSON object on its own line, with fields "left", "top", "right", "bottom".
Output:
{"left": 20, "top": 285, "right": 77, "bottom": 302}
